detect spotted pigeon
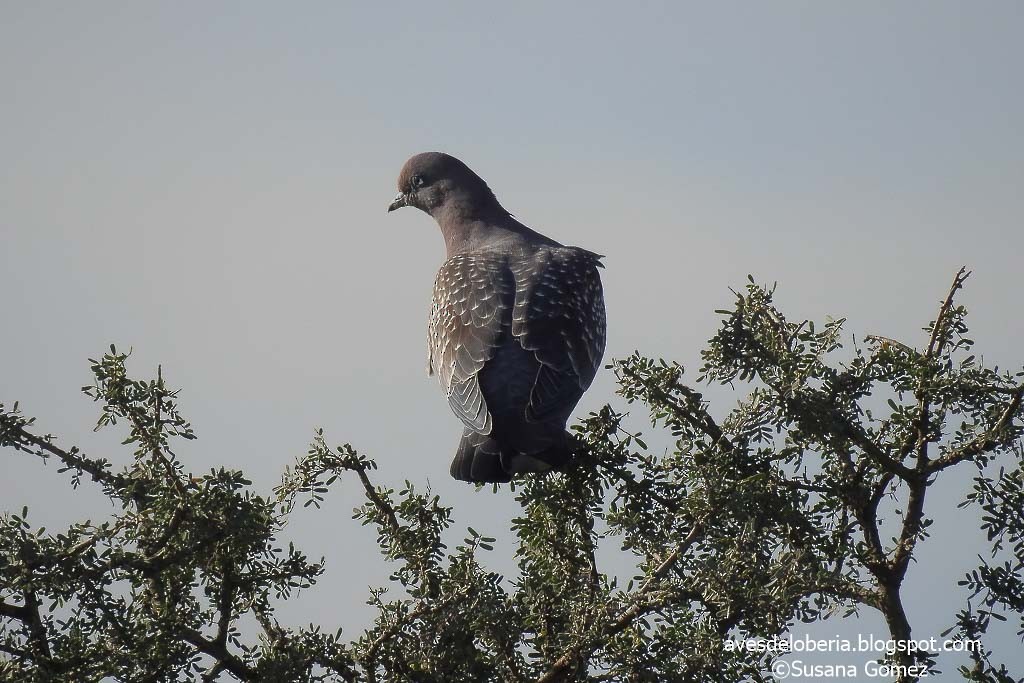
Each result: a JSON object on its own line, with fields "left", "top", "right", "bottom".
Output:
{"left": 388, "top": 152, "right": 607, "bottom": 483}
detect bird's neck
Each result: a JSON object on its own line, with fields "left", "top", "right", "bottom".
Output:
{"left": 438, "top": 218, "right": 508, "bottom": 257}
{"left": 433, "top": 200, "right": 518, "bottom": 256}
{"left": 436, "top": 210, "right": 560, "bottom": 258}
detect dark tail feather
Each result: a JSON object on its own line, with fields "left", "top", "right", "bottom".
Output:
{"left": 451, "top": 430, "right": 581, "bottom": 483}
{"left": 450, "top": 431, "right": 511, "bottom": 483}
{"left": 517, "top": 439, "right": 573, "bottom": 471}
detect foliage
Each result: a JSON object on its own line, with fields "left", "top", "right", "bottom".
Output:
{"left": 2, "top": 270, "right": 1022, "bottom": 682}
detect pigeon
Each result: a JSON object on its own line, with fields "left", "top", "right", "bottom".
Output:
{"left": 388, "top": 152, "right": 606, "bottom": 483}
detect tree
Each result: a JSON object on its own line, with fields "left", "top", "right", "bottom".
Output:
{"left": 2, "top": 269, "right": 1022, "bottom": 683}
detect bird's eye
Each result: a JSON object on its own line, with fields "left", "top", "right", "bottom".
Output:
{"left": 411, "top": 174, "right": 426, "bottom": 189}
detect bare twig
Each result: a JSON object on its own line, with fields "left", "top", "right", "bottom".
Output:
{"left": 925, "top": 267, "right": 970, "bottom": 359}
{"left": 897, "top": 268, "right": 972, "bottom": 462}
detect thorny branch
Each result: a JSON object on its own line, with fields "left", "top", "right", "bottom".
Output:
{"left": 4, "top": 269, "right": 1023, "bottom": 682}
{"left": 533, "top": 521, "right": 706, "bottom": 683}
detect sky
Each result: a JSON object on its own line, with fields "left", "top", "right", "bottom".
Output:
{"left": 2, "top": 1, "right": 1023, "bottom": 677}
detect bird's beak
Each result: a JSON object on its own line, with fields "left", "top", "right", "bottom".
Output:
{"left": 387, "top": 192, "right": 409, "bottom": 213}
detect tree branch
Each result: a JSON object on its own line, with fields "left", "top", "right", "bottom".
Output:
{"left": 131, "top": 366, "right": 189, "bottom": 499}
{"left": 215, "top": 563, "right": 235, "bottom": 650}
{"left": 351, "top": 462, "right": 400, "bottom": 534}
{"left": 925, "top": 267, "right": 970, "bottom": 359}
{"left": 832, "top": 417, "right": 916, "bottom": 480}
{"left": 3, "top": 424, "right": 128, "bottom": 492}
{"left": 0, "top": 599, "right": 28, "bottom": 621}
{"left": 927, "top": 386, "right": 1024, "bottom": 473}
{"left": 616, "top": 364, "right": 737, "bottom": 455}
{"left": 17, "top": 550, "right": 53, "bottom": 671}
{"left": 180, "top": 627, "right": 257, "bottom": 681}
{"left": 360, "top": 587, "right": 474, "bottom": 681}
{"left": 534, "top": 521, "right": 705, "bottom": 683}
{"left": 896, "top": 268, "right": 972, "bottom": 463}
{"left": 890, "top": 478, "right": 928, "bottom": 578}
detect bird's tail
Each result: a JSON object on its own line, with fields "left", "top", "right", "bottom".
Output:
{"left": 450, "top": 431, "right": 510, "bottom": 483}
{"left": 449, "top": 430, "right": 576, "bottom": 484}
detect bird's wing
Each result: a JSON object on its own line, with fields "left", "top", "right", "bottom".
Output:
{"left": 512, "top": 247, "right": 606, "bottom": 422}
{"left": 429, "top": 253, "right": 513, "bottom": 434}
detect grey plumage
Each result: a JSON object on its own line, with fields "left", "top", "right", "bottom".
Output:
{"left": 389, "top": 152, "right": 606, "bottom": 483}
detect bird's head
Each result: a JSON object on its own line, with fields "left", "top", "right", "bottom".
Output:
{"left": 388, "top": 152, "right": 502, "bottom": 218}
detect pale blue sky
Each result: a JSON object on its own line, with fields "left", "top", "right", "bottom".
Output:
{"left": 2, "top": 1, "right": 1023, "bottom": 676}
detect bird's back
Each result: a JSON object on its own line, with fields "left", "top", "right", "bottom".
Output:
{"left": 429, "top": 242, "right": 605, "bottom": 452}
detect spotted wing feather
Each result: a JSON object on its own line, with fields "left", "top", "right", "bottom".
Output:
{"left": 512, "top": 247, "right": 606, "bottom": 421}
{"left": 428, "top": 253, "right": 512, "bottom": 433}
